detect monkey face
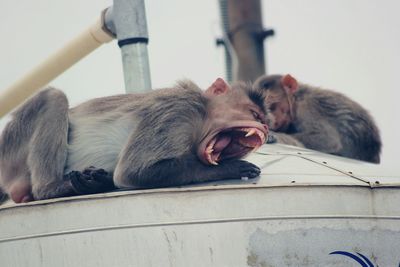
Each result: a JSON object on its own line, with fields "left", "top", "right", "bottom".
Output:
{"left": 268, "top": 101, "right": 292, "bottom": 132}
{"left": 198, "top": 88, "right": 268, "bottom": 165}
{"left": 253, "top": 74, "right": 298, "bottom": 132}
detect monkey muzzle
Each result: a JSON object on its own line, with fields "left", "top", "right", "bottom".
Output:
{"left": 202, "top": 127, "right": 267, "bottom": 165}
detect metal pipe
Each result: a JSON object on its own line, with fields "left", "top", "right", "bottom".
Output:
{"left": 218, "top": 0, "right": 233, "bottom": 82}
{"left": 0, "top": 12, "right": 114, "bottom": 118}
{"left": 106, "top": 0, "right": 152, "bottom": 93}
{"left": 226, "top": 0, "right": 266, "bottom": 82}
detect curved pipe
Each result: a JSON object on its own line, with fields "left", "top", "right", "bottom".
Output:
{"left": 0, "top": 10, "right": 114, "bottom": 118}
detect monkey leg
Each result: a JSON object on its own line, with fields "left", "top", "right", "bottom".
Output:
{"left": 114, "top": 155, "right": 261, "bottom": 189}
{"left": 24, "top": 89, "right": 77, "bottom": 200}
{"left": 293, "top": 125, "right": 342, "bottom": 154}
{"left": 272, "top": 132, "right": 305, "bottom": 147}
{"left": 0, "top": 88, "right": 78, "bottom": 202}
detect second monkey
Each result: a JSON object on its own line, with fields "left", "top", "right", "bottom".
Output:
{"left": 253, "top": 74, "right": 381, "bottom": 163}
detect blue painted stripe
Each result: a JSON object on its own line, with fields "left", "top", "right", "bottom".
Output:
{"left": 357, "top": 253, "right": 374, "bottom": 267}
{"left": 330, "top": 251, "right": 369, "bottom": 267}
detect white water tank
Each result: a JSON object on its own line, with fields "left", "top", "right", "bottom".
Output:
{"left": 0, "top": 144, "right": 399, "bottom": 267}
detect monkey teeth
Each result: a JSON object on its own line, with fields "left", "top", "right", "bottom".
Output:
{"left": 205, "top": 138, "right": 219, "bottom": 165}
{"left": 245, "top": 128, "right": 257, "bottom": 137}
{"left": 206, "top": 153, "right": 219, "bottom": 165}
{"left": 242, "top": 127, "right": 266, "bottom": 145}
{"left": 206, "top": 139, "right": 216, "bottom": 154}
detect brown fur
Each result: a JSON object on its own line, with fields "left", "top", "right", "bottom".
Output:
{"left": 253, "top": 74, "right": 382, "bottom": 163}
{"left": 0, "top": 79, "right": 267, "bottom": 202}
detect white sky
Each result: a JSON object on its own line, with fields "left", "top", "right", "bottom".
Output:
{"left": 0, "top": 0, "right": 399, "bottom": 169}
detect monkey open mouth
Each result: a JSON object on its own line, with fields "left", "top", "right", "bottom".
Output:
{"left": 202, "top": 127, "right": 266, "bottom": 165}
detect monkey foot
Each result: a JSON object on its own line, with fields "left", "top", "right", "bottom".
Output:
{"left": 66, "top": 166, "right": 115, "bottom": 195}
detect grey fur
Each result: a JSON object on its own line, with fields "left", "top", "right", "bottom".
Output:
{"left": 0, "top": 80, "right": 263, "bottom": 201}
{"left": 0, "top": 88, "right": 72, "bottom": 201}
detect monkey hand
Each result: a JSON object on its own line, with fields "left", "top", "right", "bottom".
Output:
{"left": 219, "top": 159, "right": 261, "bottom": 180}
{"left": 66, "top": 166, "right": 115, "bottom": 195}
{"left": 266, "top": 133, "right": 277, "bottom": 144}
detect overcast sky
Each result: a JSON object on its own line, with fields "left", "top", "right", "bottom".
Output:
{"left": 0, "top": 0, "right": 399, "bottom": 169}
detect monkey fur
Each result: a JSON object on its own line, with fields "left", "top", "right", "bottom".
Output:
{"left": 253, "top": 74, "right": 381, "bottom": 163}
{"left": 0, "top": 78, "right": 268, "bottom": 203}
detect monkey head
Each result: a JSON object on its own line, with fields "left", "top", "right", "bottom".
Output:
{"left": 253, "top": 74, "right": 299, "bottom": 132}
{"left": 197, "top": 78, "right": 268, "bottom": 165}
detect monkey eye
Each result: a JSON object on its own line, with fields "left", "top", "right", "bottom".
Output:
{"left": 269, "top": 103, "right": 277, "bottom": 111}
{"left": 252, "top": 110, "right": 263, "bottom": 123}
{"left": 262, "top": 81, "right": 274, "bottom": 89}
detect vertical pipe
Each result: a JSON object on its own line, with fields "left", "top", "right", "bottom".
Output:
{"left": 218, "top": 0, "right": 234, "bottom": 83}
{"left": 227, "top": 0, "right": 265, "bottom": 82}
{"left": 110, "top": 0, "right": 152, "bottom": 93}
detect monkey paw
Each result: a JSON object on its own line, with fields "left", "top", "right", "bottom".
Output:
{"left": 66, "top": 166, "right": 115, "bottom": 195}
{"left": 236, "top": 161, "right": 261, "bottom": 179}
{"left": 266, "top": 134, "right": 277, "bottom": 144}
{"left": 220, "top": 159, "right": 261, "bottom": 179}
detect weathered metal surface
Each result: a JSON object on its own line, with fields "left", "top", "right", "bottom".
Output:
{"left": 0, "top": 144, "right": 399, "bottom": 266}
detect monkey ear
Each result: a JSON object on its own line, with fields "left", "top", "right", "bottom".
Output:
{"left": 206, "top": 78, "right": 230, "bottom": 95}
{"left": 281, "top": 74, "right": 299, "bottom": 94}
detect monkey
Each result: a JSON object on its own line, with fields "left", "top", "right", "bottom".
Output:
{"left": 253, "top": 74, "right": 381, "bottom": 163}
{"left": 0, "top": 78, "right": 268, "bottom": 203}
